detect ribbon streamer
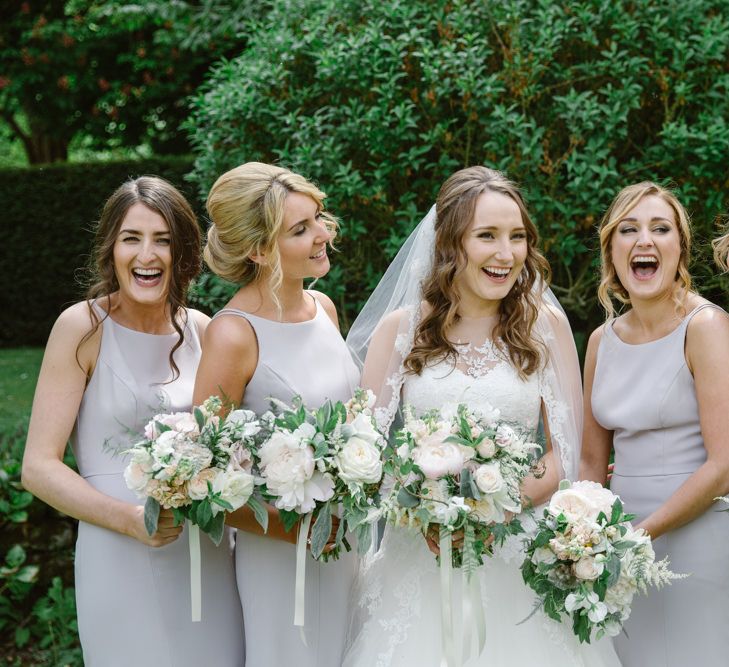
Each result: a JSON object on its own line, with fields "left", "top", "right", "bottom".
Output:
{"left": 461, "top": 525, "right": 486, "bottom": 661}
{"left": 294, "top": 512, "right": 313, "bottom": 645}
{"left": 188, "top": 522, "right": 201, "bottom": 622}
{"left": 439, "top": 527, "right": 458, "bottom": 667}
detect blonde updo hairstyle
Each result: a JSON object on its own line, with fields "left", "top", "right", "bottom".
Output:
{"left": 204, "top": 162, "right": 336, "bottom": 308}
{"left": 597, "top": 181, "right": 693, "bottom": 319}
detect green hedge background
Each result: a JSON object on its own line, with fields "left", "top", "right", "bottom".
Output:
{"left": 0, "top": 157, "right": 195, "bottom": 346}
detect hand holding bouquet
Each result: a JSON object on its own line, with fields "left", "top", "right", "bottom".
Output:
{"left": 254, "top": 388, "right": 385, "bottom": 559}
{"left": 378, "top": 402, "right": 539, "bottom": 570}
{"left": 521, "top": 480, "right": 684, "bottom": 643}
{"left": 124, "top": 396, "right": 267, "bottom": 545}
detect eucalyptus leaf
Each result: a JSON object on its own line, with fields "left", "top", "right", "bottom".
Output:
{"left": 144, "top": 497, "right": 161, "bottom": 536}
{"left": 193, "top": 406, "right": 206, "bottom": 431}
{"left": 310, "top": 504, "right": 333, "bottom": 559}
{"left": 397, "top": 486, "right": 420, "bottom": 508}
{"left": 248, "top": 494, "right": 269, "bottom": 533}
{"left": 208, "top": 511, "right": 225, "bottom": 545}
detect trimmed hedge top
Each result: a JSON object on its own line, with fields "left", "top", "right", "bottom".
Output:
{"left": 0, "top": 157, "right": 196, "bottom": 346}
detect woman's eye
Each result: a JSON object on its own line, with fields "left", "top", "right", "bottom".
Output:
{"left": 512, "top": 232, "right": 527, "bottom": 240}
{"left": 618, "top": 226, "right": 636, "bottom": 234}
{"left": 294, "top": 226, "right": 306, "bottom": 236}
{"left": 157, "top": 237, "right": 171, "bottom": 245}
{"left": 653, "top": 226, "right": 669, "bottom": 234}
{"left": 478, "top": 232, "right": 494, "bottom": 240}
{"left": 122, "top": 236, "right": 139, "bottom": 243}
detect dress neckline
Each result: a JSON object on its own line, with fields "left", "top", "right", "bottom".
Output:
{"left": 607, "top": 303, "right": 707, "bottom": 347}
{"left": 238, "top": 295, "right": 321, "bottom": 326}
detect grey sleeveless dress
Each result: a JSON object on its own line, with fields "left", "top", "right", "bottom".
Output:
{"left": 591, "top": 303, "right": 729, "bottom": 666}
{"left": 72, "top": 309, "right": 244, "bottom": 666}
{"left": 214, "top": 294, "right": 360, "bottom": 667}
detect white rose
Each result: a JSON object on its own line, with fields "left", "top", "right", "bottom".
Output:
{"left": 473, "top": 463, "right": 505, "bottom": 494}
{"left": 421, "top": 479, "right": 448, "bottom": 504}
{"left": 130, "top": 447, "right": 156, "bottom": 474}
{"left": 226, "top": 409, "right": 257, "bottom": 425}
{"left": 158, "top": 411, "right": 200, "bottom": 436}
{"left": 188, "top": 468, "right": 217, "bottom": 500}
{"left": 349, "top": 413, "right": 382, "bottom": 445}
{"left": 476, "top": 438, "right": 497, "bottom": 458}
{"left": 412, "top": 430, "right": 465, "bottom": 480}
{"left": 532, "top": 546, "right": 558, "bottom": 566}
{"left": 124, "top": 462, "right": 150, "bottom": 497}
{"left": 213, "top": 469, "right": 255, "bottom": 513}
{"left": 570, "top": 481, "right": 617, "bottom": 519}
{"left": 549, "top": 488, "right": 600, "bottom": 523}
{"left": 335, "top": 437, "right": 382, "bottom": 485}
{"left": 573, "top": 556, "right": 604, "bottom": 581}
{"left": 466, "top": 495, "right": 503, "bottom": 524}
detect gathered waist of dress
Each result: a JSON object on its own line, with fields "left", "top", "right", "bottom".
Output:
{"left": 611, "top": 467, "right": 700, "bottom": 479}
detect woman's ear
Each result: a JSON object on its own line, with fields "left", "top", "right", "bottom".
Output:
{"left": 249, "top": 251, "right": 267, "bottom": 266}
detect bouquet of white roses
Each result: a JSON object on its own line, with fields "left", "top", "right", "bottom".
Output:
{"left": 124, "top": 396, "right": 268, "bottom": 545}
{"left": 521, "top": 480, "right": 683, "bottom": 643}
{"left": 378, "top": 402, "right": 539, "bottom": 570}
{"left": 254, "top": 388, "right": 385, "bottom": 560}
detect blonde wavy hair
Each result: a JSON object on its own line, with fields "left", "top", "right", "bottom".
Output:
{"left": 597, "top": 182, "right": 693, "bottom": 319}
{"left": 712, "top": 218, "right": 729, "bottom": 272}
{"left": 204, "top": 162, "right": 337, "bottom": 310}
{"left": 404, "top": 166, "right": 551, "bottom": 379}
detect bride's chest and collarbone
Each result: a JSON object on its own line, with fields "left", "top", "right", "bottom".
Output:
{"left": 401, "top": 337, "right": 541, "bottom": 427}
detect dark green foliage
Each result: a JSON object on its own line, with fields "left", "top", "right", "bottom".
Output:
{"left": 186, "top": 0, "right": 729, "bottom": 339}
{"left": 0, "top": 156, "right": 195, "bottom": 346}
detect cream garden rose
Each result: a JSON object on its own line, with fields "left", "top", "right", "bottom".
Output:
{"left": 335, "top": 437, "right": 382, "bottom": 485}
{"left": 412, "top": 432, "right": 466, "bottom": 480}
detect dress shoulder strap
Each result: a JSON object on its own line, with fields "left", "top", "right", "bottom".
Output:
{"left": 681, "top": 302, "right": 725, "bottom": 333}
{"left": 211, "top": 307, "right": 251, "bottom": 322}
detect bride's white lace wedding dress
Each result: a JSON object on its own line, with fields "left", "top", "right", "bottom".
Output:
{"left": 342, "top": 340, "right": 622, "bottom": 667}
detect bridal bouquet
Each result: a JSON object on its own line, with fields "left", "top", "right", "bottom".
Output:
{"left": 254, "top": 388, "right": 385, "bottom": 559}
{"left": 378, "top": 402, "right": 539, "bottom": 570}
{"left": 124, "top": 396, "right": 268, "bottom": 544}
{"left": 521, "top": 480, "right": 682, "bottom": 643}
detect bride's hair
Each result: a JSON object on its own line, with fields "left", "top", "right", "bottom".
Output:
{"left": 597, "top": 181, "right": 693, "bottom": 319}
{"left": 204, "top": 162, "right": 337, "bottom": 313}
{"left": 404, "top": 166, "right": 551, "bottom": 379}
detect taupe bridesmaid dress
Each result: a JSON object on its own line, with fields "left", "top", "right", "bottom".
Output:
{"left": 72, "top": 307, "right": 244, "bottom": 666}
{"left": 213, "top": 292, "right": 360, "bottom": 667}
{"left": 591, "top": 303, "right": 729, "bottom": 666}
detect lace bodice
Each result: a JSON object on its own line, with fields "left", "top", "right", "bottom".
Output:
{"left": 402, "top": 339, "right": 541, "bottom": 434}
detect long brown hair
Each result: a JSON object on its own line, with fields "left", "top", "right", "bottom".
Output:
{"left": 79, "top": 176, "right": 202, "bottom": 379}
{"left": 597, "top": 181, "right": 692, "bottom": 319}
{"left": 404, "top": 166, "right": 551, "bottom": 378}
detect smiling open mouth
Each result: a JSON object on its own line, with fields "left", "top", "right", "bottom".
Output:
{"left": 482, "top": 267, "right": 510, "bottom": 281}
{"left": 132, "top": 268, "right": 163, "bottom": 285}
{"left": 630, "top": 255, "right": 658, "bottom": 279}
{"left": 310, "top": 248, "right": 327, "bottom": 260}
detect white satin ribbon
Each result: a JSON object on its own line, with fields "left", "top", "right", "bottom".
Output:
{"left": 439, "top": 527, "right": 458, "bottom": 667}
{"left": 294, "top": 512, "right": 313, "bottom": 646}
{"left": 188, "top": 522, "right": 201, "bottom": 622}
{"left": 461, "top": 525, "right": 486, "bottom": 661}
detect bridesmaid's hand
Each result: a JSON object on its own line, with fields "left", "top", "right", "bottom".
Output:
{"left": 129, "top": 506, "right": 183, "bottom": 547}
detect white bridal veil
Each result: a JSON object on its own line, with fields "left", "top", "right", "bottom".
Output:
{"left": 346, "top": 205, "right": 582, "bottom": 481}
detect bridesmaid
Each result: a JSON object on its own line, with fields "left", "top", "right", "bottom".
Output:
{"left": 21, "top": 177, "right": 244, "bottom": 666}
{"left": 581, "top": 182, "right": 729, "bottom": 666}
{"left": 192, "top": 162, "right": 359, "bottom": 667}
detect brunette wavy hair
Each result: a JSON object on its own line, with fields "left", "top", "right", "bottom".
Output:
{"left": 79, "top": 176, "right": 202, "bottom": 379}
{"left": 404, "top": 166, "right": 551, "bottom": 378}
{"left": 597, "top": 181, "right": 693, "bottom": 319}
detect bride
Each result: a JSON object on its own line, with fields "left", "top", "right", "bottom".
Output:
{"left": 343, "top": 166, "right": 621, "bottom": 666}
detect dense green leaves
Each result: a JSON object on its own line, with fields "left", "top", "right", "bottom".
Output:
{"left": 186, "top": 0, "right": 729, "bottom": 339}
